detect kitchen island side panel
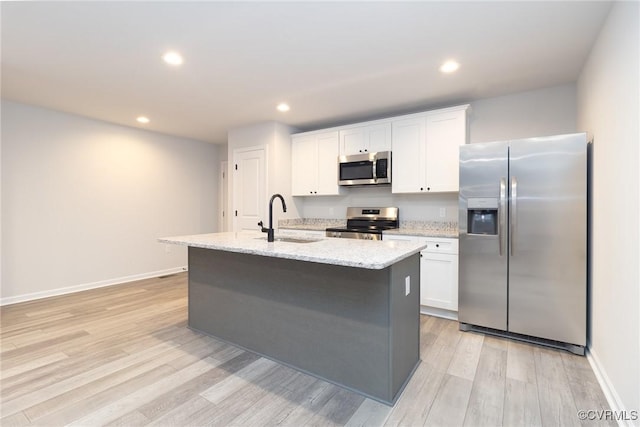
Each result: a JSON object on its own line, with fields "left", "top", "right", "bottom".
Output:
{"left": 390, "top": 255, "right": 421, "bottom": 397}
{"left": 187, "top": 247, "right": 419, "bottom": 404}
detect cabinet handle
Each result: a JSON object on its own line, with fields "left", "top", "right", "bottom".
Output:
{"left": 420, "top": 187, "right": 424, "bottom": 191}
{"left": 436, "top": 244, "right": 439, "bottom": 247}
{"left": 427, "top": 187, "right": 431, "bottom": 191}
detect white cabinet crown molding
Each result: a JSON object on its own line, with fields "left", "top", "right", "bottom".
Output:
{"left": 291, "top": 104, "right": 470, "bottom": 138}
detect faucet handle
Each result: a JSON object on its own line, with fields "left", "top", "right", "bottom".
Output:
{"left": 258, "top": 220, "right": 268, "bottom": 233}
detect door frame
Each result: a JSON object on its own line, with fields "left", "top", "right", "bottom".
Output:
{"left": 231, "top": 144, "right": 268, "bottom": 232}
{"left": 218, "top": 161, "right": 228, "bottom": 232}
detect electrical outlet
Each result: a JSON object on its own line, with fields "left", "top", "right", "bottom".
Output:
{"left": 439, "top": 207, "right": 446, "bottom": 218}
{"left": 405, "top": 276, "right": 411, "bottom": 296}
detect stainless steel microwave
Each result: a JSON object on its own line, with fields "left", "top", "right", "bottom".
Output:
{"left": 338, "top": 151, "right": 391, "bottom": 186}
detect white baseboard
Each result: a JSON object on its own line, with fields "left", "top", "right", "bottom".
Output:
{"left": 587, "top": 347, "right": 635, "bottom": 427}
{"left": 0, "top": 266, "right": 188, "bottom": 306}
{"left": 420, "top": 306, "right": 458, "bottom": 321}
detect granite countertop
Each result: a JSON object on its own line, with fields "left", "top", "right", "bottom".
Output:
{"left": 384, "top": 221, "right": 458, "bottom": 238}
{"left": 278, "top": 218, "right": 346, "bottom": 231}
{"left": 279, "top": 218, "right": 458, "bottom": 238}
{"left": 159, "top": 231, "right": 426, "bottom": 270}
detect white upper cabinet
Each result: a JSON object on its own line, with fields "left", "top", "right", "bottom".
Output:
{"left": 339, "top": 123, "right": 391, "bottom": 156}
{"left": 392, "top": 105, "right": 468, "bottom": 194}
{"left": 292, "top": 104, "right": 468, "bottom": 196}
{"left": 316, "top": 132, "right": 341, "bottom": 194}
{"left": 425, "top": 108, "right": 467, "bottom": 192}
{"left": 391, "top": 116, "right": 427, "bottom": 193}
{"left": 291, "top": 131, "right": 340, "bottom": 196}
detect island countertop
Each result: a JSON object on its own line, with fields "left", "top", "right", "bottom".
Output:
{"left": 159, "top": 231, "right": 427, "bottom": 270}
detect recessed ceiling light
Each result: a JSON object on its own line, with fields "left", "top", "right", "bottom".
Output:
{"left": 276, "top": 103, "right": 290, "bottom": 112}
{"left": 136, "top": 116, "right": 150, "bottom": 124}
{"left": 440, "top": 60, "right": 460, "bottom": 74}
{"left": 162, "top": 51, "right": 183, "bottom": 66}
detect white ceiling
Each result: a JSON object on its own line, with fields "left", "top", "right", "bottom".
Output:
{"left": 1, "top": 1, "right": 612, "bottom": 144}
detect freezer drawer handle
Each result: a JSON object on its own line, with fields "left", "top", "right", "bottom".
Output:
{"left": 499, "top": 177, "right": 506, "bottom": 256}
{"left": 510, "top": 176, "right": 517, "bottom": 256}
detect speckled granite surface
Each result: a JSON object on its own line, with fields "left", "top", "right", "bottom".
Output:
{"left": 385, "top": 220, "right": 458, "bottom": 238}
{"left": 160, "top": 231, "right": 426, "bottom": 270}
{"left": 279, "top": 218, "right": 458, "bottom": 238}
{"left": 278, "top": 218, "right": 346, "bottom": 231}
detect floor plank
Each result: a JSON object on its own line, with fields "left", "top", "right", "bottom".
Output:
{"left": 463, "top": 343, "right": 507, "bottom": 426}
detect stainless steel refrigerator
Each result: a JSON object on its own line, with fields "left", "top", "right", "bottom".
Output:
{"left": 458, "top": 133, "right": 587, "bottom": 355}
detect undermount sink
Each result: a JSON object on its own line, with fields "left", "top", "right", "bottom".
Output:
{"left": 256, "top": 236, "right": 322, "bottom": 244}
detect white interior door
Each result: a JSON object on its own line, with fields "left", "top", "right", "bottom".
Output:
{"left": 233, "top": 147, "right": 266, "bottom": 232}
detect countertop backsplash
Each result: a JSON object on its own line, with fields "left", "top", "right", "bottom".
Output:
{"left": 278, "top": 218, "right": 346, "bottom": 231}
{"left": 279, "top": 218, "right": 458, "bottom": 238}
{"left": 385, "top": 220, "right": 458, "bottom": 238}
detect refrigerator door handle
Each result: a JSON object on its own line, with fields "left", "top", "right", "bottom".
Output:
{"left": 510, "top": 176, "right": 517, "bottom": 256}
{"left": 499, "top": 177, "right": 506, "bottom": 256}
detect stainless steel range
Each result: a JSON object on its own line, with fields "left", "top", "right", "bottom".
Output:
{"left": 326, "top": 207, "right": 399, "bottom": 240}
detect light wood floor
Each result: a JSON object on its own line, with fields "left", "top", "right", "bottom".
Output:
{"left": 1, "top": 273, "right": 612, "bottom": 426}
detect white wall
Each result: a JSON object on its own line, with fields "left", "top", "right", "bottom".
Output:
{"left": 227, "top": 121, "right": 299, "bottom": 231}
{"left": 576, "top": 1, "right": 640, "bottom": 418}
{"left": 1, "top": 101, "right": 219, "bottom": 304}
{"left": 469, "top": 84, "right": 577, "bottom": 143}
{"left": 300, "top": 84, "right": 577, "bottom": 221}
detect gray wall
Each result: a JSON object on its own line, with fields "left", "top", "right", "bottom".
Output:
{"left": 1, "top": 101, "right": 220, "bottom": 303}
{"left": 576, "top": 2, "right": 640, "bottom": 415}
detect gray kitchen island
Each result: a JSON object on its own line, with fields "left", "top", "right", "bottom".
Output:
{"left": 159, "top": 231, "right": 426, "bottom": 405}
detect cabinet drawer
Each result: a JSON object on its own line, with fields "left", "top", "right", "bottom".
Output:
{"left": 420, "top": 238, "right": 458, "bottom": 254}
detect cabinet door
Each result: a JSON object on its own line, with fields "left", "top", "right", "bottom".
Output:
{"left": 391, "top": 116, "right": 426, "bottom": 193}
{"left": 291, "top": 135, "right": 318, "bottom": 196}
{"left": 340, "top": 123, "right": 391, "bottom": 155}
{"left": 420, "top": 252, "right": 458, "bottom": 311}
{"left": 316, "top": 131, "right": 340, "bottom": 195}
{"left": 339, "top": 127, "right": 367, "bottom": 156}
{"left": 425, "top": 109, "right": 466, "bottom": 192}
{"left": 366, "top": 123, "right": 392, "bottom": 153}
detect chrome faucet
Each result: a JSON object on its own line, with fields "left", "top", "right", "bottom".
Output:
{"left": 258, "top": 194, "right": 287, "bottom": 242}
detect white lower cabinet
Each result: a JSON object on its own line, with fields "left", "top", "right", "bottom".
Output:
{"left": 384, "top": 234, "right": 459, "bottom": 319}
{"left": 420, "top": 239, "right": 458, "bottom": 311}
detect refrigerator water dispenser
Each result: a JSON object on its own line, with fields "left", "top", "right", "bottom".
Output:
{"left": 467, "top": 198, "right": 498, "bottom": 235}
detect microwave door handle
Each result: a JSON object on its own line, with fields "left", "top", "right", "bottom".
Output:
{"left": 372, "top": 158, "right": 377, "bottom": 181}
